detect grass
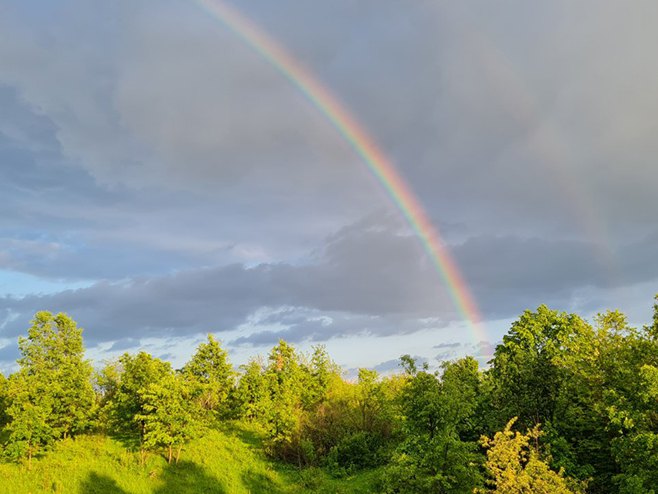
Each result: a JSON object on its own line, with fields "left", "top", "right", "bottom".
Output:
{"left": 0, "top": 423, "right": 381, "bottom": 493}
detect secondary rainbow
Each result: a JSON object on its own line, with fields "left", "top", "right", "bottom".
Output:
{"left": 195, "top": 0, "right": 486, "bottom": 342}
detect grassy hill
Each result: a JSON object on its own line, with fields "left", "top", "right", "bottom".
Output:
{"left": 0, "top": 423, "right": 380, "bottom": 494}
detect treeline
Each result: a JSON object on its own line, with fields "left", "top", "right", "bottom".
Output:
{"left": 1, "top": 296, "right": 658, "bottom": 493}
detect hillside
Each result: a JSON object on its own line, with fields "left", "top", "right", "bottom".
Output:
{"left": 0, "top": 423, "right": 379, "bottom": 494}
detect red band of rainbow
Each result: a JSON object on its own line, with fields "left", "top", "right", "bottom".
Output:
{"left": 196, "top": 0, "right": 486, "bottom": 343}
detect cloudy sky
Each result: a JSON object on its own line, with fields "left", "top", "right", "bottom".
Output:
{"left": 1, "top": 0, "right": 657, "bottom": 373}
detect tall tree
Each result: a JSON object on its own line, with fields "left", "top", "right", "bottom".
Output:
{"left": 488, "top": 305, "right": 592, "bottom": 429}
{"left": 262, "top": 340, "right": 305, "bottom": 458}
{"left": 135, "top": 373, "right": 200, "bottom": 464}
{"left": 383, "top": 356, "right": 483, "bottom": 493}
{"left": 9, "top": 312, "right": 94, "bottom": 438}
{"left": 182, "top": 335, "right": 234, "bottom": 418}
{"left": 603, "top": 318, "right": 658, "bottom": 493}
{"left": 303, "top": 345, "right": 338, "bottom": 408}
{"left": 100, "top": 352, "right": 172, "bottom": 439}
{"left": 235, "top": 358, "right": 267, "bottom": 420}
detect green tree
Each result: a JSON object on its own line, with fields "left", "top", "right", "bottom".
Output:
{"left": 262, "top": 340, "right": 305, "bottom": 459}
{"left": 243, "top": 341, "right": 351, "bottom": 466}
{"left": 489, "top": 306, "right": 592, "bottom": 429}
{"left": 383, "top": 356, "right": 483, "bottom": 493}
{"left": 304, "top": 345, "right": 338, "bottom": 407}
{"left": 235, "top": 358, "right": 267, "bottom": 420}
{"left": 100, "top": 352, "right": 172, "bottom": 439}
{"left": 552, "top": 310, "right": 636, "bottom": 487}
{"left": 135, "top": 373, "right": 200, "bottom": 463}
{"left": 3, "top": 312, "right": 94, "bottom": 465}
{"left": 3, "top": 374, "right": 55, "bottom": 468}
{"left": 14, "top": 311, "right": 95, "bottom": 437}
{"left": 355, "top": 369, "right": 387, "bottom": 434}
{"left": 181, "top": 335, "right": 234, "bottom": 418}
{"left": 605, "top": 361, "right": 658, "bottom": 493}
{"left": 481, "top": 299, "right": 658, "bottom": 492}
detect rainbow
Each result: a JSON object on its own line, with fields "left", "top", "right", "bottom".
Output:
{"left": 195, "top": 0, "right": 486, "bottom": 342}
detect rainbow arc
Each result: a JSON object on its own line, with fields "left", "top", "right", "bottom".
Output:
{"left": 196, "top": 0, "right": 486, "bottom": 342}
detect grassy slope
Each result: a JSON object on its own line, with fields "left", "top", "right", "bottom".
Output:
{"left": 0, "top": 424, "right": 380, "bottom": 494}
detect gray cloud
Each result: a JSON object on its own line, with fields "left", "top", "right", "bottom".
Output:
{"left": 226, "top": 1, "right": 658, "bottom": 241}
{"left": 0, "top": 214, "right": 656, "bottom": 354}
{"left": 1, "top": 0, "right": 657, "bottom": 369}
{"left": 344, "top": 355, "right": 429, "bottom": 379}
{"left": 107, "top": 337, "right": 141, "bottom": 352}
{"left": 435, "top": 350, "right": 459, "bottom": 363}
{"left": 373, "top": 356, "right": 425, "bottom": 375}
{"left": 433, "top": 340, "right": 494, "bottom": 365}
{"left": 231, "top": 316, "right": 350, "bottom": 348}
{"left": 0, "top": 0, "right": 367, "bottom": 208}
{"left": 457, "top": 232, "right": 658, "bottom": 318}
{"left": 433, "top": 342, "right": 461, "bottom": 349}
{"left": 3, "top": 0, "right": 657, "bottom": 237}
{"left": 0, "top": 216, "right": 452, "bottom": 344}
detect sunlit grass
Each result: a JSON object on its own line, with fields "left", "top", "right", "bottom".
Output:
{"left": 0, "top": 422, "right": 380, "bottom": 494}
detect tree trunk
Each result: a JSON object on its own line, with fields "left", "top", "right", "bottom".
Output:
{"left": 176, "top": 445, "right": 182, "bottom": 464}
{"left": 168, "top": 445, "right": 173, "bottom": 464}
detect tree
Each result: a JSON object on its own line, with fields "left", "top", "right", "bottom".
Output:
{"left": 3, "top": 312, "right": 94, "bottom": 465}
{"left": 399, "top": 360, "right": 441, "bottom": 438}
{"left": 135, "top": 373, "right": 200, "bottom": 464}
{"left": 557, "top": 310, "right": 640, "bottom": 487}
{"left": 303, "top": 345, "right": 338, "bottom": 407}
{"left": 488, "top": 306, "right": 592, "bottom": 429}
{"left": 100, "top": 352, "right": 172, "bottom": 439}
{"left": 235, "top": 358, "right": 267, "bottom": 420}
{"left": 605, "top": 362, "right": 658, "bottom": 493}
{"left": 249, "top": 341, "right": 351, "bottom": 466}
{"left": 3, "top": 373, "right": 55, "bottom": 468}
{"left": 181, "top": 335, "right": 234, "bottom": 418}
{"left": 262, "top": 340, "right": 305, "bottom": 459}
{"left": 479, "top": 418, "right": 584, "bottom": 493}
{"left": 383, "top": 356, "right": 483, "bottom": 493}
{"left": 355, "top": 369, "right": 386, "bottom": 433}
{"left": 569, "top": 309, "right": 658, "bottom": 491}
{"left": 438, "top": 357, "right": 482, "bottom": 439}
{"left": 14, "top": 311, "right": 95, "bottom": 438}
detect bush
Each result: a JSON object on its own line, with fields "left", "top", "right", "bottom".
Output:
{"left": 326, "top": 431, "right": 385, "bottom": 475}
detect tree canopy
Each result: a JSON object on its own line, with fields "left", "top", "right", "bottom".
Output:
{"left": 1, "top": 296, "right": 658, "bottom": 492}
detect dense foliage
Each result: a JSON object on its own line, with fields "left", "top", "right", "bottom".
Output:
{"left": 0, "top": 296, "right": 657, "bottom": 492}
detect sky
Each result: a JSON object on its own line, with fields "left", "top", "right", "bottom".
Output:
{"left": 1, "top": 0, "right": 657, "bottom": 373}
